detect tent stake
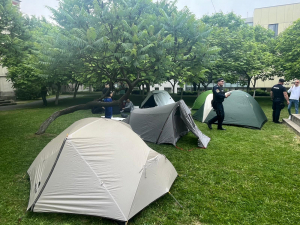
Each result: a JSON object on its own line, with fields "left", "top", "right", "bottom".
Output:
{"left": 169, "top": 192, "right": 183, "bottom": 208}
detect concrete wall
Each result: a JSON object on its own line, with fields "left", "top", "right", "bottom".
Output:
{"left": 0, "top": 67, "right": 15, "bottom": 100}
{"left": 150, "top": 81, "right": 181, "bottom": 93}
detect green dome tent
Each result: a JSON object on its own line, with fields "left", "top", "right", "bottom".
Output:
{"left": 193, "top": 90, "right": 268, "bottom": 129}
{"left": 192, "top": 90, "right": 212, "bottom": 110}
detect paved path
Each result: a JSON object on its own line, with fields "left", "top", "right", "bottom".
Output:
{"left": 0, "top": 95, "right": 85, "bottom": 111}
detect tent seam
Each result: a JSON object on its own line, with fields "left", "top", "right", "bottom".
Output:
{"left": 69, "top": 119, "right": 101, "bottom": 138}
{"left": 30, "top": 138, "right": 67, "bottom": 211}
{"left": 69, "top": 140, "right": 127, "bottom": 221}
{"left": 127, "top": 147, "right": 151, "bottom": 219}
{"left": 156, "top": 103, "right": 178, "bottom": 144}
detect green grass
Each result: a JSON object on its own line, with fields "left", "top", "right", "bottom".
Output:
{"left": 0, "top": 95, "right": 299, "bottom": 225}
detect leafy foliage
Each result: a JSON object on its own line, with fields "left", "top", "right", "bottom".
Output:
{"left": 0, "top": 0, "right": 28, "bottom": 66}
{"left": 276, "top": 18, "right": 300, "bottom": 80}
{"left": 201, "top": 13, "right": 275, "bottom": 93}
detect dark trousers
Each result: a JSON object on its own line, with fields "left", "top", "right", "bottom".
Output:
{"left": 208, "top": 102, "right": 225, "bottom": 128}
{"left": 272, "top": 100, "right": 283, "bottom": 122}
{"left": 41, "top": 95, "right": 47, "bottom": 106}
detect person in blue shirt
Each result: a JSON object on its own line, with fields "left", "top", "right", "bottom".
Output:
{"left": 103, "top": 91, "right": 113, "bottom": 119}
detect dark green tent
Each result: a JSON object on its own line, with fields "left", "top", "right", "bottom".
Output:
{"left": 192, "top": 90, "right": 212, "bottom": 110}
{"left": 193, "top": 90, "right": 268, "bottom": 129}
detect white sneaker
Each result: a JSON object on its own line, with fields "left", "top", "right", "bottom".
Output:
{"left": 288, "top": 115, "right": 291, "bottom": 120}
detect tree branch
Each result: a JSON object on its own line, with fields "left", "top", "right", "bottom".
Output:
{"left": 35, "top": 78, "right": 145, "bottom": 135}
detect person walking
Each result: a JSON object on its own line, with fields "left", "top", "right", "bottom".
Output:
{"left": 287, "top": 79, "right": 300, "bottom": 119}
{"left": 207, "top": 78, "right": 231, "bottom": 130}
{"left": 41, "top": 86, "right": 48, "bottom": 106}
{"left": 270, "top": 78, "right": 290, "bottom": 123}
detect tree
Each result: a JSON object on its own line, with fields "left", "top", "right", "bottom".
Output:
{"left": 199, "top": 12, "right": 248, "bottom": 90}
{"left": 34, "top": 0, "right": 219, "bottom": 134}
{"left": 34, "top": 0, "right": 174, "bottom": 134}
{"left": 160, "top": 7, "right": 218, "bottom": 93}
{"left": 0, "top": 0, "right": 28, "bottom": 66}
{"left": 201, "top": 13, "right": 275, "bottom": 95}
{"left": 276, "top": 18, "right": 300, "bottom": 81}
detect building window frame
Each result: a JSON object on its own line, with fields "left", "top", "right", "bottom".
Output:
{"left": 268, "top": 24, "right": 278, "bottom": 37}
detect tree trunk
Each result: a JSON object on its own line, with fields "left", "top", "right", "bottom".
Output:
{"left": 168, "top": 80, "right": 176, "bottom": 94}
{"left": 203, "top": 85, "right": 207, "bottom": 91}
{"left": 145, "top": 82, "right": 150, "bottom": 93}
{"left": 197, "top": 83, "right": 201, "bottom": 96}
{"left": 73, "top": 82, "right": 80, "bottom": 99}
{"left": 36, "top": 78, "right": 142, "bottom": 135}
{"left": 89, "top": 85, "right": 92, "bottom": 93}
{"left": 252, "top": 78, "right": 257, "bottom": 98}
{"left": 180, "top": 88, "right": 183, "bottom": 99}
{"left": 55, "top": 84, "right": 61, "bottom": 105}
{"left": 142, "top": 85, "right": 145, "bottom": 97}
{"left": 192, "top": 82, "right": 197, "bottom": 92}
{"left": 246, "top": 77, "right": 251, "bottom": 93}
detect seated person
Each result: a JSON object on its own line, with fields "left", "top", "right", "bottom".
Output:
{"left": 121, "top": 99, "right": 134, "bottom": 113}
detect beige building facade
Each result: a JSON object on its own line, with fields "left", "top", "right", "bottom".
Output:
{"left": 253, "top": 3, "right": 300, "bottom": 35}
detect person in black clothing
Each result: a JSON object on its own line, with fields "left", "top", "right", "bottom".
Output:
{"left": 41, "top": 86, "right": 48, "bottom": 106}
{"left": 207, "top": 78, "right": 231, "bottom": 130}
{"left": 102, "top": 83, "right": 109, "bottom": 95}
{"left": 270, "top": 78, "right": 290, "bottom": 123}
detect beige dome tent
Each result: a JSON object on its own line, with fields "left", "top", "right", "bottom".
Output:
{"left": 124, "top": 100, "right": 210, "bottom": 148}
{"left": 27, "top": 118, "right": 177, "bottom": 223}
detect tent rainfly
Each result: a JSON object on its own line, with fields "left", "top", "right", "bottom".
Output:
{"left": 141, "top": 90, "right": 175, "bottom": 108}
{"left": 124, "top": 100, "right": 211, "bottom": 148}
{"left": 193, "top": 90, "right": 268, "bottom": 129}
{"left": 192, "top": 90, "right": 212, "bottom": 110}
{"left": 27, "top": 118, "right": 177, "bottom": 223}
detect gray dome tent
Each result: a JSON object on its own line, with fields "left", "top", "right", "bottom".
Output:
{"left": 141, "top": 90, "right": 175, "bottom": 108}
{"left": 193, "top": 90, "right": 268, "bottom": 129}
{"left": 27, "top": 118, "right": 177, "bottom": 223}
{"left": 124, "top": 100, "right": 210, "bottom": 148}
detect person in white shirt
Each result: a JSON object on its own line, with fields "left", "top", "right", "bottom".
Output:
{"left": 287, "top": 79, "right": 300, "bottom": 119}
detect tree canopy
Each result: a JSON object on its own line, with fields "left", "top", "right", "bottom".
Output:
{"left": 4, "top": 0, "right": 297, "bottom": 133}
{"left": 276, "top": 18, "right": 300, "bottom": 80}
{"left": 29, "top": 0, "right": 219, "bottom": 133}
{"left": 0, "top": 0, "right": 28, "bottom": 66}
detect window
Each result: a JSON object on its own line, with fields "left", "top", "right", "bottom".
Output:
{"left": 164, "top": 87, "right": 172, "bottom": 93}
{"left": 155, "top": 87, "right": 159, "bottom": 90}
{"left": 268, "top": 24, "right": 278, "bottom": 37}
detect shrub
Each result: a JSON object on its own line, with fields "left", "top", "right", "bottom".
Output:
{"left": 177, "top": 91, "right": 198, "bottom": 95}
{"left": 248, "top": 89, "right": 270, "bottom": 96}
{"left": 15, "top": 87, "right": 41, "bottom": 100}
{"left": 131, "top": 90, "right": 148, "bottom": 95}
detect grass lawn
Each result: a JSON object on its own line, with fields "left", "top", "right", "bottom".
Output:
{"left": 0, "top": 94, "right": 299, "bottom": 225}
